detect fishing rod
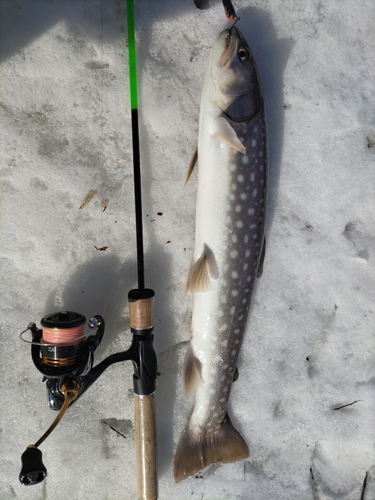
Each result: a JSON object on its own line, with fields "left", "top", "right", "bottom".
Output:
{"left": 18, "top": 2, "right": 158, "bottom": 499}
{"left": 126, "top": 0, "right": 158, "bottom": 497}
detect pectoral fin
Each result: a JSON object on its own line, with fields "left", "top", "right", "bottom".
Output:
{"left": 185, "top": 244, "right": 219, "bottom": 293}
{"left": 185, "top": 146, "right": 198, "bottom": 185}
{"left": 212, "top": 117, "right": 246, "bottom": 154}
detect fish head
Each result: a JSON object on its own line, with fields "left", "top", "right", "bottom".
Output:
{"left": 207, "top": 27, "right": 262, "bottom": 120}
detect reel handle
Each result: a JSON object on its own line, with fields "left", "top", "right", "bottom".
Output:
{"left": 19, "top": 447, "right": 46, "bottom": 485}
{"left": 128, "top": 289, "right": 158, "bottom": 500}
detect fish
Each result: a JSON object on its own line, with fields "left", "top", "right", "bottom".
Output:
{"left": 174, "top": 26, "right": 268, "bottom": 483}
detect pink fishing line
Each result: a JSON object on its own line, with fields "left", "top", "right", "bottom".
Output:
{"left": 42, "top": 325, "right": 85, "bottom": 345}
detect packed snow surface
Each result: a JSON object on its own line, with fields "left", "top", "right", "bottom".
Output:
{"left": 0, "top": 1, "right": 374, "bottom": 499}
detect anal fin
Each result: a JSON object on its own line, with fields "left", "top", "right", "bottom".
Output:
{"left": 183, "top": 340, "right": 203, "bottom": 395}
{"left": 174, "top": 414, "right": 249, "bottom": 483}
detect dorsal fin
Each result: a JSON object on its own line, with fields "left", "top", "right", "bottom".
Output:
{"left": 185, "top": 146, "right": 198, "bottom": 185}
{"left": 212, "top": 116, "right": 246, "bottom": 154}
{"left": 257, "top": 237, "right": 266, "bottom": 278}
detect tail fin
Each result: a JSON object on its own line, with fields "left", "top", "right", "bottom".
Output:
{"left": 174, "top": 415, "right": 249, "bottom": 483}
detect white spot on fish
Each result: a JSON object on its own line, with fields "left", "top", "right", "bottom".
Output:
{"left": 253, "top": 234, "right": 258, "bottom": 239}
{"left": 248, "top": 208, "right": 255, "bottom": 215}
{"left": 223, "top": 364, "right": 228, "bottom": 370}
{"left": 236, "top": 220, "right": 243, "bottom": 228}
{"left": 232, "top": 290, "right": 239, "bottom": 297}
{"left": 219, "top": 324, "right": 227, "bottom": 333}
{"left": 230, "top": 250, "right": 238, "bottom": 259}
{"left": 231, "top": 234, "right": 237, "bottom": 243}
{"left": 244, "top": 235, "right": 249, "bottom": 243}
{"left": 232, "top": 271, "right": 238, "bottom": 278}
{"left": 242, "top": 298, "right": 247, "bottom": 304}
{"left": 235, "top": 339, "right": 240, "bottom": 345}
{"left": 246, "top": 276, "right": 252, "bottom": 282}
{"left": 223, "top": 263, "right": 229, "bottom": 272}
{"left": 242, "top": 155, "right": 249, "bottom": 165}
{"left": 229, "top": 193, "right": 235, "bottom": 201}
{"left": 245, "top": 249, "right": 251, "bottom": 257}
{"left": 237, "top": 175, "right": 244, "bottom": 183}
{"left": 250, "top": 223, "right": 257, "bottom": 230}
{"left": 243, "top": 263, "right": 248, "bottom": 270}
{"left": 250, "top": 173, "right": 255, "bottom": 182}
{"left": 235, "top": 205, "right": 241, "bottom": 213}
{"left": 234, "top": 328, "right": 240, "bottom": 334}
{"left": 230, "top": 163, "right": 237, "bottom": 172}
{"left": 232, "top": 183, "right": 236, "bottom": 191}
{"left": 238, "top": 315, "right": 244, "bottom": 321}
{"left": 220, "top": 398, "right": 226, "bottom": 403}
{"left": 251, "top": 139, "right": 257, "bottom": 147}
{"left": 240, "top": 193, "right": 247, "bottom": 200}
{"left": 221, "top": 295, "right": 227, "bottom": 304}
{"left": 231, "top": 350, "right": 236, "bottom": 356}
{"left": 253, "top": 189, "right": 258, "bottom": 198}
{"left": 230, "top": 306, "right": 235, "bottom": 315}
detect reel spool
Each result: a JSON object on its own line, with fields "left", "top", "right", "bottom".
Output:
{"left": 21, "top": 311, "right": 104, "bottom": 388}
{"left": 40, "top": 311, "right": 86, "bottom": 368}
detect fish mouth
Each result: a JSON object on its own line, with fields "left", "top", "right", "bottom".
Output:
{"left": 219, "top": 27, "right": 239, "bottom": 67}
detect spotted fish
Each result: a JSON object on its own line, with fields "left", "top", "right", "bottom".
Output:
{"left": 174, "top": 26, "right": 267, "bottom": 482}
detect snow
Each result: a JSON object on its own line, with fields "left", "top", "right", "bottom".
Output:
{"left": 1, "top": 0, "right": 374, "bottom": 499}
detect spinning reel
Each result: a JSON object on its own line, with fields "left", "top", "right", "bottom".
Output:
{"left": 19, "top": 289, "right": 157, "bottom": 489}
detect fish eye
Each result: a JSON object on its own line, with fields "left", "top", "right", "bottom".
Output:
{"left": 238, "top": 47, "right": 249, "bottom": 61}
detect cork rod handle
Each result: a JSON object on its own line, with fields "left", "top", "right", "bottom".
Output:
{"left": 134, "top": 393, "right": 158, "bottom": 500}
